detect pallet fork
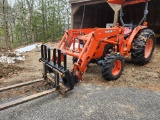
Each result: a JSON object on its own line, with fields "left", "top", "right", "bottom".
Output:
{"left": 0, "top": 45, "right": 78, "bottom": 111}
{"left": 0, "top": 79, "right": 55, "bottom": 110}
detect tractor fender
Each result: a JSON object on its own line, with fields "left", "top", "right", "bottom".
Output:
{"left": 127, "top": 26, "right": 147, "bottom": 51}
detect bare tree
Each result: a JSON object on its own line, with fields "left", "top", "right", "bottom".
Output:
{"left": 0, "top": 0, "right": 71, "bottom": 48}
{"left": 41, "top": 0, "right": 45, "bottom": 40}
{"left": 26, "top": 0, "right": 35, "bottom": 43}
{"left": 2, "top": 0, "right": 10, "bottom": 49}
{"left": 19, "top": 0, "right": 29, "bottom": 44}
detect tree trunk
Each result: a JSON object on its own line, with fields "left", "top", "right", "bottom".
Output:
{"left": 41, "top": 0, "right": 45, "bottom": 41}
{"left": 26, "top": 0, "right": 35, "bottom": 43}
{"left": 2, "top": 0, "right": 10, "bottom": 49}
{"left": 19, "top": 0, "right": 29, "bottom": 44}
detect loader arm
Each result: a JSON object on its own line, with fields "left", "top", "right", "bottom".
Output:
{"left": 56, "top": 27, "right": 124, "bottom": 80}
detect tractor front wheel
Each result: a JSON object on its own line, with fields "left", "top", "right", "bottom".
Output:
{"left": 131, "top": 29, "right": 156, "bottom": 65}
{"left": 101, "top": 54, "right": 124, "bottom": 80}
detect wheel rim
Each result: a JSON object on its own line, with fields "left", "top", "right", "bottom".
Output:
{"left": 145, "top": 39, "right": 153, "bottom": 58}
{"left": 112, "top": 60, "right": 122, "bottom": 76}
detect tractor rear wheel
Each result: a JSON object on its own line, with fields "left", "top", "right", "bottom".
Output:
{"left": 131, "top": 29, "right": 156, "bottom": 65}
{"left": 101, "top": 54, "right": 124, "bottom": 80}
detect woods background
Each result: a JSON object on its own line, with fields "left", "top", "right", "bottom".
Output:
{"left": 0, "top": 0, "right": 71, "bottom": 49}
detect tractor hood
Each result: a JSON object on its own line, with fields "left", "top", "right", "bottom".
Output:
{"left": 107, "top": 0, "right": 149, "bottom": 5}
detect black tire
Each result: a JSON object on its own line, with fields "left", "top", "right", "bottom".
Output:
{"left": 101, "top": 54, "right": 124, "bottom": 80}
{"left": 72, "top": 57, "right": 78, "bottom": 64}
{"left": 131, "top": 29, "right": 156, "bottom": 65}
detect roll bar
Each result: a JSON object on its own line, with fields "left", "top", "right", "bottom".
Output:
{"left": 120, "top": 0, "right": 148, "bottom": 26}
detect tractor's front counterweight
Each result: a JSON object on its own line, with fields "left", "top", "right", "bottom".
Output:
{"left": 39, "top": 44, "right": 78, "bottom": 91}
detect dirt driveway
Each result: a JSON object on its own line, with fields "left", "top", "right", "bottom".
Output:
{"left": 0, "top": 41, "right": 160, "bottom": 99}
{"left": 0, "top": 41, "right": 160, "bottom": 120}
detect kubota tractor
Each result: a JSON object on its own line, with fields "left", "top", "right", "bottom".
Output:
{"left": 0, "top": 0, "right": 157, "bottom": 111}
{"left": 39, "top": 0, "right": 156, "bottom": 92}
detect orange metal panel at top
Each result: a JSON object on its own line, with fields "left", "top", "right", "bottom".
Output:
{"left": 107, "top": 0, "right": 149, "bottom": 5}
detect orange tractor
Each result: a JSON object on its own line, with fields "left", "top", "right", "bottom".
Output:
{"left": 40, "top": 0, "right": 156, "bottom": 91}
{"left": 0, "top": 0, "right": 156, "bottom": 111}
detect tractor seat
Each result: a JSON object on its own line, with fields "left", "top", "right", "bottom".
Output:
{"left": 123, "top": 23, "right": 133, "bottom": 38}
{"left": 124, "top": 27, "right": 132, "bottom": 38}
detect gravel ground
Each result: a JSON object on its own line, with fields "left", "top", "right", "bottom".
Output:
{"left": 0, "top": 84, "right": 160, "bottom": 120}
{"left": 0, "top": 42, "right": 160, "bottom": 120}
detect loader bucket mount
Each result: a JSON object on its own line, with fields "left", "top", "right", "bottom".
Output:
{"left": 39, "top": 44, "right": 78, "bottom": 91}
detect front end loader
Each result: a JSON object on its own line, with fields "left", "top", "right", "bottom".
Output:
{"left": 39, "top": 0, "right": 156, "bottom": 92}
